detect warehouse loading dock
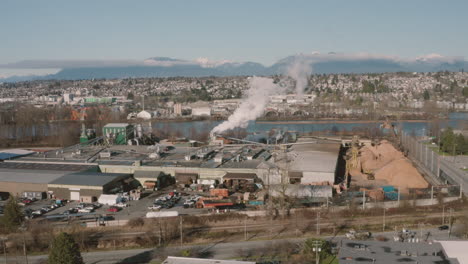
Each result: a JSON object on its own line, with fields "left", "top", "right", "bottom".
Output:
{"left": 0, "top": 162, "right": 96, "bottom": 198}
{"left": 48, "top": 171, "right": 133, "bottom": 202}
{"left": 133, "top": 170, "right": 173, "bottom": 190}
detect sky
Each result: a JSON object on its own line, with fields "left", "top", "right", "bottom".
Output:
{"left": 1, "top": 0, "right": 468, "bottom": 69}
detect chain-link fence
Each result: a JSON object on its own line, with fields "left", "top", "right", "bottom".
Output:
{"left": 400, "top": 132, "right": 467, "bottom": 197}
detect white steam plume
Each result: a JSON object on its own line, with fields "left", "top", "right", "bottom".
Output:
{"left": 210, "top": 77, "right": 282, "bottom": 135}
{"left": 210, "top": 57, "right": 312, "bottom": 135}
{"left": 286, "top": 57, "right": 312, "bottom": 95}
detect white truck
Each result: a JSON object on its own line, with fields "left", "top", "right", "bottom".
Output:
{"left": 146, "top": 211, "right": 179, "bottom": 218}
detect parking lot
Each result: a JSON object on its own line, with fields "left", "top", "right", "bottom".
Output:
{"left": 5, "top": 187, "right": 211, "bottom": 225}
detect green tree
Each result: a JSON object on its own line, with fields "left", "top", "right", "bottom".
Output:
{"left": 455, "top": 134, "right": 467, "bottom": 155}
{"left": 423, "top": 90, "right": 430, "bottom": 100}
{"left": 0, "top": 195, "right": 24, "bottom": 232}
{"left": 49, "top": 232, "right": 84, "bottom": 264}
{"left": 361, "top": 80, "right": 375, "bottom": 93}
{"left": 462, "top": 87, "right": 468, "bottom": 97}
{"left": 440, "top": 127, "right": 456, "bottom": 154}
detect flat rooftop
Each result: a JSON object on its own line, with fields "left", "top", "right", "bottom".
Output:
{"left": 289, "top": 139, "right": 340, "bottom": 173}
{"left": 49, "top": 172, "right": 131, "bottom": 187}
{"left": 338, "top": 239, "right": 459, "bottom": 264}
{"left": 0, "top": 162, "right": 98, "bottom": 184}
{"left": 103, "top": 123, "right": 130, "bottom": 128}
{"left": 0, "top": 169, "right": 68, "bottom": 184}
{"left": 0, "top": 162, "right": 97, "bottom": 171}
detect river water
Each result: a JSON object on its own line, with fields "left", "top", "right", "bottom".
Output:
{"left": 153, "top": 113, "right": 468, "bottom": 138}
{"left": 1, "top": 113, "right": 466, "bottom": 140}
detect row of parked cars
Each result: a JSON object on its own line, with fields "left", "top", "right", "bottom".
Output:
{"left": 25, "top": 202, "right": 66, "bottom": 219}
{"left": 18, "top": 197, "right": 38, "bottom": 206}
{"left": 148, "top": 192, "right": 182, "bottom": 211}
{"left": 63, "top": 203, "right": 102, "bottom": 215}
{"left": 183, "top": 195, "right": 201, "bottom": 208}
{"left": 66, "top": 202, "right": 129, "bottom": 215}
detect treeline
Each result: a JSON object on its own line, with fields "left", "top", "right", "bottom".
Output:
{"left": 436, "top": 127, "right": 468, "bottom": 155}
{"left": 0, "top": 103, "right": 125, "bottom": 148}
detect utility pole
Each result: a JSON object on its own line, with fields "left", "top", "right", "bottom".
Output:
{"left": 383, "top": 206, "right": 386, "bottom": 232}
{"left": 244, "top": 217, "right": 247, "bottom": 241}
{"left": 316, "top": 212, "right": 320, "bottom": 235}
{"left": 397, "top": 188, "right": 400, "bottom": 206}
{"left": 419, "top": 223, "right": 423, "bottom": 240}
{"left": 2, "top": 238, "right": 6, "bottom": 264}
{"left": 448, "top": 208, "right": 454, "bottom": 238}
{"left": 362, "top": 190, "right": 366, "bottom": 210}
{"left": 442, "top": 205, "right": 445, "bottom": 225}
{"left": 179, "top": 216, "right": 183, "bottom": 246}
{"left": 158, "top": 216, "right": 162, "bottom": 246}
{"left": 23, "top": 234, "right": 28, "bottom": 264}
{"left": 453, "top": 143, "right": 457, "bottom": 162}
{"left": 431, "top": 186, "right": 434, "bottom": 204}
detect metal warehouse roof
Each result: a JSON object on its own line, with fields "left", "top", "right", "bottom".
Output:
{"left": 103, "top": 123, "right": 130, "bottom": 128}
{"left": 289, "top": 140, "right": 340, "bottom": 173}
{"left": 49, "top": 172, "right": 131, "bottom": 187}
{"left": 0, "top": 162, "right": 98, "bottom": 171}
{"left": 223, "top": 172, "right": 256, "bottom": 180}
{"left": 133, "top": 170, "right": 163, "bottom": 179}
{"left": 0, "top": 149, "right": 35, "bottom": 160}
{"left": 0, "top": 169, "right": 68, "bottom": 184}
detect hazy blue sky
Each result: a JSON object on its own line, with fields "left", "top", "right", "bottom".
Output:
{"left": 1, "top": 0, "right": 468, "bottom": 65}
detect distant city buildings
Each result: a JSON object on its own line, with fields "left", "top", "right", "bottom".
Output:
{"left": 0, "top": 72, "right": 467, "bottom": 120}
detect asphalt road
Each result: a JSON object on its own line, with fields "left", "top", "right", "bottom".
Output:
{"left": 1, "top": 226, "right": 460, "bottom": 264}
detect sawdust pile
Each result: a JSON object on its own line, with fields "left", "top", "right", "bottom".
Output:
{"left": 359, "top": 140, "right": 428, "bottom": 189}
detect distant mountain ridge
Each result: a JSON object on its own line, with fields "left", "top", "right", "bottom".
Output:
{"left": 1, "top": 53, "right": 467, "bottom": 82}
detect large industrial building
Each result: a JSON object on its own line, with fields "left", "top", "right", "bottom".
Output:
{"left": 0, "top": 162, "right": 97, "bottom": 199}
{"left": 102, "top": 123, "right": 134, "bottom": 145}
{"left": 0, "top": 128, "right": 342, "bottom": 203}
{"left": 48, "top": 171, "right": 133, "bottom": 202}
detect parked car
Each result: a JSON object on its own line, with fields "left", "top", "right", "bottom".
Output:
{"left": 148, "top": 205, "right": 162, "bottom": 211}
{"left": 67, "top": 208, "right": 78, "bottom": 214}
{"left": 438, "top": 225, "right": 449, "bottom": 230}
{"left": 41, "top": 207, "right": 51, "bottom": 213}
{"left": 115, "top": 202, "right": 128, "bottom": 208}
{"left": 107, "top": 206, "right": 121, "bottom": 213}
{"left": 32, "top": 209, "right": 43, "bottom": 216}
{"left": 78, "top": 208, "right": 93, "bottom": 213}
{"left": 183, "top": 201, "right": 195, "bottom": 208}
{"left": 84, "top": 205, "right": 95, "bottom": 211}
{"left": 21, "top": 198, "right": 34, "bottom": 205}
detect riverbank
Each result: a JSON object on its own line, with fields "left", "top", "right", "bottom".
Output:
{"left": 255, "top": 119, "right": 439, "bottom": 124}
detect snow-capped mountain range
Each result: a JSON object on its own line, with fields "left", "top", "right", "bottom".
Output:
{"left": 1, "top": 53, "right": 467, "bottom": 82}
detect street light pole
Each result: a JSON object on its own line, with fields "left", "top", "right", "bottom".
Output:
{"left": 311, "top": 240, "right": 322, "bottom": 264}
